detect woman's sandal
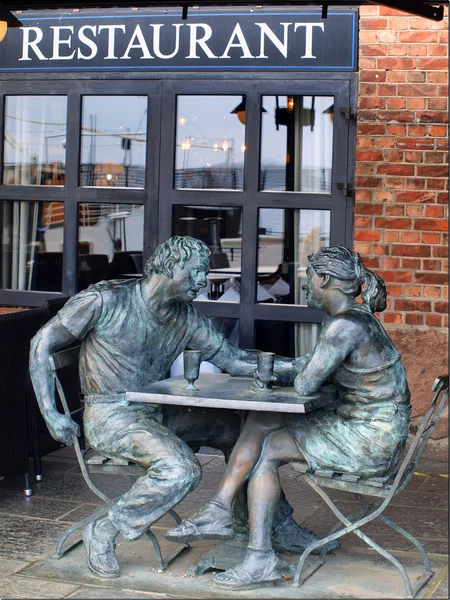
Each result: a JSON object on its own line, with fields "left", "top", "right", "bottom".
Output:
{"left": 165, "top": 500, "right": 234, "bottom": 543}
{"left": 212, "top": 552, "right": 294, "bottom": 590}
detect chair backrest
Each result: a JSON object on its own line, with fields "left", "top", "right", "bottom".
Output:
{"left": 391, "top": 375, "right": 449, "bottom": 496}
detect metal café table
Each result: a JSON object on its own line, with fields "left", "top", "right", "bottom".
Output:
{"left": 125, "top": 373, "right": 337, "bottom": 414}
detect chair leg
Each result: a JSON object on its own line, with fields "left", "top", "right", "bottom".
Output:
{"left": 24, "top": 472, "right": 32, "bottom": 497}
{"left": 53, "top": 504, "right": 110, "bottom": 558}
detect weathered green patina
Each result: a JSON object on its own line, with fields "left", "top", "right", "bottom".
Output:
{"left": 167, "top": 246, "right": 411, "bottom": 591}
{"left": 29, "top": 236, "right": 321, "bottom": 581}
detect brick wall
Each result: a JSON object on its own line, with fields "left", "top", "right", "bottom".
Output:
{"left": 355, "top": 5, "right": 448, "bottom": 333}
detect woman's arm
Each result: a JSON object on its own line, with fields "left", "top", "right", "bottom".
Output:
{"left": 294, "top": 317, "right": 358, "bottom": 395}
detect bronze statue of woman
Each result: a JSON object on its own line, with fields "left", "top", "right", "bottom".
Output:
{"left": 166, "top": 246, "right": 411, "bottom": 590}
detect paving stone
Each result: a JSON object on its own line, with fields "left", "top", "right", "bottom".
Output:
{"left": 0, "top": 575, "right": 79, "bottom": 598}
{"left": 433, "top": 573, "right": 449, "bottom": 600}
{"left": 0, "top": 514, "right": 73, "bottom": 561}
{"left": 417, "top": 458, "right": 449, "bottom": 476}
{"left": 0, "top": 492, "right": 81, "bottom": 521}
{"left": 0, "top": 558, "right": 30, "bottom": 575}
{"left": 414, "top": 475, "right": 449, "bottom": 495}
{"left": 56, "top": 503, "right": 99, "bottom": 523}
{"left": 66, "top": 585, "right": 172, "bottom": 598}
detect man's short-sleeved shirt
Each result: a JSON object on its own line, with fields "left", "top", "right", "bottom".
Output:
{"left": 57, "top": 279, "right": 224, "bottom": 395}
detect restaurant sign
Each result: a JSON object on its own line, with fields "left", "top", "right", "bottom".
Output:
{"left": 0, "top": 8, "right": 358, "bottom": 72}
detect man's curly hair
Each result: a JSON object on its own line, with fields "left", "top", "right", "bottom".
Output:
{"left": 144, "top": 236, "right": 211, "bottom": 279}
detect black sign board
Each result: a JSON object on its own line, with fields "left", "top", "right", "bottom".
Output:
{"left": 0, "top": 8, "right": 358, "bottom": 72}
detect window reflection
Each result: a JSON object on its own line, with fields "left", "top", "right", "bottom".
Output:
{"left": 257, "top": 208, "right": 330, "bottom": 305}
{"left": 78, "top": 203, "right": 144, "bottom": 290}
{"left": 1, "top": 201, "right": 64, "bottom": 291}
{"left": 260, "top": 95, "right": 333, "bottom": 193}
{"left": 173, "top": 205, "right": 242, "bottom": 302}
{"left": 255, "top": 320, "right": 320, "bottom": 359}
{"left": 3, "top": 96, "right": 67, "bottom": 186}
{"left": 175, "top": 96, "right": 245, "bottom": 190}
{"left": 80, "top": 96, "right": 147, "bottom": 188}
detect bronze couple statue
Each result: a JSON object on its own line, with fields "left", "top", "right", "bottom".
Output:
{"left": 30, "top": 236, "right": 410, "bottom": 591}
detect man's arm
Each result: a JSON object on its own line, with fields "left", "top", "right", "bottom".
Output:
{"left": 29, "top": 317, "right": 81, "bottom": 446}
{"left": 209, "top": 339, "right": 297, "bottom": 386}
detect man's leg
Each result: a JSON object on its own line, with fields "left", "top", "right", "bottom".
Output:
{"left": 83, "top": 408, "right": 202, "bottom": 578}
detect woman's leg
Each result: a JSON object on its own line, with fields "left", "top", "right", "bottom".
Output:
{"left": 212, "top": 428, "right": 303, "bottom": 589}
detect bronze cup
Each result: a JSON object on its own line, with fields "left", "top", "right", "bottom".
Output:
{"left": 183, "top": 349, "right": 202, "bottom": 391}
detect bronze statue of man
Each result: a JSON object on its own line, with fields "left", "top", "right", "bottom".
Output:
{"left": 30, "top": 236, "right": 331, "bottom": 580}
{"left": 167, "top": 245, "right": 411, "bottom": 591}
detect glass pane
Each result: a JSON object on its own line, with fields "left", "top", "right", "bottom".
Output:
{"left": 260, "top": 95, "right": 333, "bottom": 193}
{"left": 78, "top": 203, "right": 144, "bottom": 290}
{"left": 255, "top": 320, "right": 320, "bottom": 358}
{"left": 175, "top": 96, "right": 245, "bottom": 190}
{"left": 80, "top": 96, "right": 147, "bottom": 188}
{"left": 172, "top": 205, "right": 243, "bottom": 302}
{"left": 257, "top": 208, "right": 330, "bottom": 305}
{"left": 1, "top": 201, "right": 64, "bottom": 291}
{"left": 3, "top": 96, "right": 67, "bottom": 186}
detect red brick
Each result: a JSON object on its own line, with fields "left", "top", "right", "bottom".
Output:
{"left": 378, "top": 58, "right": 417, "bottom": 70}
{"left": 405, "top": 206, "right": 426, "bottom": 217}
{"left": 379, "top": 6, "right": 406, "bottom": 17}
{"left": 425, "top": 205, "right": 445, "bottom": 218}
{"left": 404, "top": 285, "right": 422, "bottom": 297}
{"left": 434, "top": 302, "right": 448, "bottom": 314}
{"left": 405, "top": 314, "right": 424, "bottom": 326}
{"left": 387, "top": 124, "right": 406, "bottom": 135}
{"left": 385, "top": 205, "right": 404, "bottom": 216}
{"left": 407, "top": 98, "right": 426, "bottom": 110}
{"left": 385, "top": 150, "right": 403, "bottom": 162}
{"left": 355, "top": 177, "right": 383, "bottom": 188}
{"left": 424, "top": 152, "right": 445, "bottom": 163}
{"left": 429, "top": 125, "right": 448, "bottom": 137}
{"left": 397, "top": 84, "right": 438, "bottom": 97}
{"left": 362, "top": 257, "right": 380, "bottom": 269}
{"left": 408, "top": 125, "right": 427, "bottom": 136}
{"left": 358, "top": 124, "right": 386, "bottom": 136}
{"left": 357, "top": 137, "right": 376, "bottom": 149}
{"left": 388, "top": 71, "right": 407, "bottom": 83}
{"left": 409, "top": 17, "right": 432, "bottom": 31}
{"left": 359, "top": 82, "right": 377, "bottom": 96}
{"left": 385, "top": 177, "right": 404, "bottom": 189}
{"left": 407, "top": 72, "right": 426, "bottom": 84}
{"left": 439, "top": 30, "right": 448, "bottom": 44}
{"left": 425, "top": 314, "right": 442, "bottom": 327}
{"left": 432, "top": 247, "right": 449, "bottom": 259}
{"left": 416, "top": 112, "right": 449, "bottom": 124}
{"left": 427, "top": 180, "right": 446, "bottom": 191}
{"left": 405, "top": 178, "right": 426, "bottom": 190}
{"left": 357, "top": 110, "right": 378, "bottom": 123}
{"left": 402, "top": 258, "right": 421, "bottom": 269}
{"left": 422, "top": 259, "right": 442, "bottom": 271}
{"left": 386, "top": 98, "right": 406, "bottom": 109}
{"left": 377, "top": 84, "right": 399, "bottom": 96}
{"left": 417, "top": 165, "right": 448, "bottom": 177}
{"left": 413, "top": 218, "right": 448, "bottom": 231}
{"left": 388, "top": 44, "right": 408, "bottom": 56}
{"left": 395, "top": 300, "right": 431, "bottom": 312}
{"left": 375, "top": 190, "right": 393, "bottom": 202}
{"left": 384, "top": 313, "right": 403, "bottom": 324}
{"left": 372, "top": 244, "right": 391, "bottom": 256}
{"left": 355, "top": 190, "right": 373, "bottom": 202}
{"left": 422, "top": 233, "right": 441, "bottom": 244}
{"left": 356, "top": 150, "right": 384, "bottom": 161}
{"left": 381, "top": 257, "right": 400, "bottom": 269}
{"left": 356, "top": 162, "right": 376, "bottom": 175}
{"left": 377, "top": 164, "right": 415, "bottom": 176}
{"left": 418, "top": 58, "right": 449, "bottom": 70}
{"left": 428, "top": 45, "right": 448, "bottom": 57}
{"left": 355, "top": 216, "right": 373, "bottom": 228}
{"left": 360, "top": 69, "right": 387, "bottom": 82}
{"left": 360, "top": 31, "right": 378, "bottom": 44}
{"left": 375, "top": 137, "right": 397, "bottom": 149}
{"left": 409, "top": 45, "right": 428, "bottom": 57}
{"left": 354, "top": 242, "right": 371, "bottom": 255}
{"left": 386, "top": 284, "right": 404, "bottom": 297}
{"left": 374, "top": 217, "right": 412, "bottom": 229}
{"left": 378, "top": 31, "right": 397, "bottom": 43}
{"left": 377, "top": 110, "right": 414, "bottom": 122}
{"left": 360, "top": 18, "right": 388, "bottom": 29}
{"left": 383, "top": 231, "right": 399, "bottom": 242}
{"left": 355, "top": 203, "right": 384, "bottom": 215}
{"left": 437, "top": 193, "right": 449, "bottom": 204}
{"left": 378, "top": 270, "right": 413, "bottom": 283}
{"left": 399, "top": 31, "right": 439, "bottom": 43}
{"left": 428, "top": 74, "right": 448, "bottom": 86}
{"left": 401, "top": 232, "right": 420, "bottom": 243}
{"left": 415, "top": 273, "right": 448, "bottom": 285}
{"left": 392, "top": 245, "right": 431, "bottom": 257}
{"left": 359, "top": 97, "right": 386, "bottom": 110}
{"left": 354, "top": 230, "right": 381, "bottom": 242}
{"left": 387, "top": 18, "right": 409, "bottom": 30}
{"left": 397, "top": 191, "right": 435, "bottom": 203}
{"left": 396, "top": 138, "right": 435, "bottom": 150}
{"left": 361, "top": 44, "right": 387, "bottom": 57}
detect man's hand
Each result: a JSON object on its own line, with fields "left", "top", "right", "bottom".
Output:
{"left": 252, "top": 369, "right": 278, "bottom": 389}
{"left": 47, "top": 414, "right": 80, "bottom": 446}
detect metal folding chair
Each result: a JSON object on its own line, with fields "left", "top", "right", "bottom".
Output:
{"left": 50, "top": 346, "right": 188, "bottom": 570}
{"left": 291, "top": 375, "right": 449, "bottom": 599}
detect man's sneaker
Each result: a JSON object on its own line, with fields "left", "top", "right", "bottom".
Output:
{"left": 272, "top": 516, "right": 340, "bottom": 555}
{"left": 82, "top": 520, "right": 120, "bottom": 579}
